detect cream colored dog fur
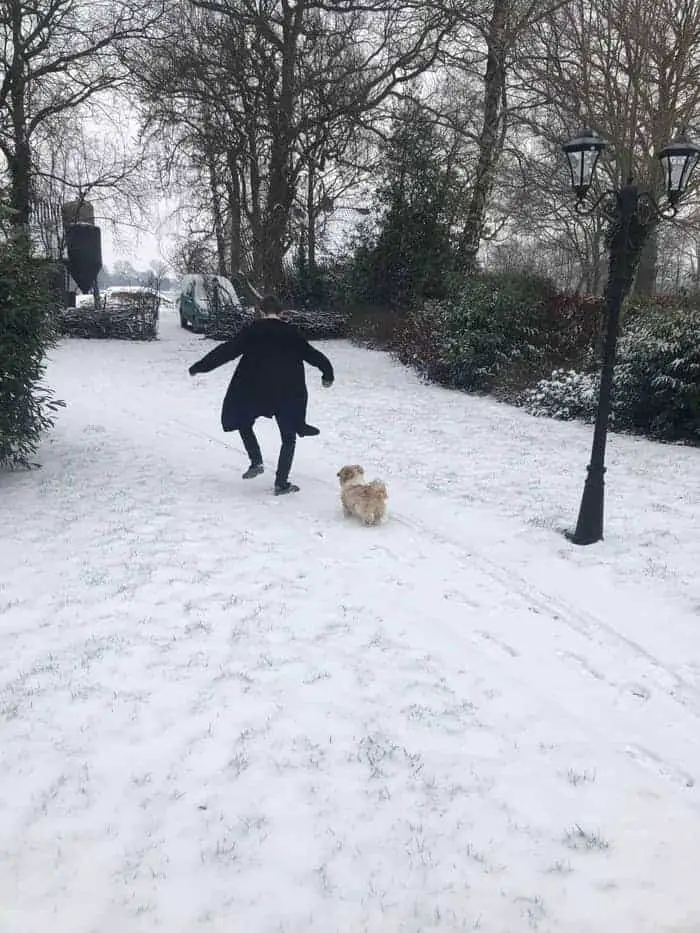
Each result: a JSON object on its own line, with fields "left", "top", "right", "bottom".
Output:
{"left": 337, "top": 465, "right": 388, "bottom": 525}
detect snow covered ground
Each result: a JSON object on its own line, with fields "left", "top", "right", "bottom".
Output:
{"left": 2, "top": 307, "right": 700, "bottom": 933}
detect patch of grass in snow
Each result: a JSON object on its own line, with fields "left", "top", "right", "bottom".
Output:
{"left": 131, "top": 772, "right": 152, "bottom": 787}
{"left": 227, "top": 751, "right": 249, "bottom": 777}
{"left": 366, "top": 628, "right": 396, "bottom": 650}
{"left": 514, "top": 894, "right": 547, "bottom": 928}
{"left": 315, "top": 862, "right": 335, "bottom": 894}
{"left": 546, "top": 858, "right": 574, "bottom": 874}
{"left": 79, "top": 566, "right": 109, "bottom": 586}
{"left": 0, "top": 699, "right": 19, "bottom": 720}
{"left": 302, "top": 669, "right": 331, "bottom": 684}
{"left": 403, "top": 699, "right": 476, "bottom": 727}
{"left": 563, "top": 824, "right": 610, "bottom": 851}
{"left": 405, "top": 821, "right": 435, "bottom": 867}
{"left": 565, "top": 767, "right": 597, "bottom": 786}
{"left": 239, "top": 813, "right": 268, "bottom": 831}
{"left": 227, "top": 725, "right": 270, "bottom": 777}
{"left": 356, "top": 732, "right": 400, "bottom": 778}
{"left": 80, "top": 634, "right": 129, "bottom": 667}
{"left": 201, "top": 834, "right": 238, "bottom": 863}
{"left": 526, "top": 514, "right": 570, "bottom": 535}
{"left": 0, "top": 597, "right": 23, "bottom": 613}
{"left": 184, "top": 618, "right": 212, "bottom": 638}
{"left": 464, "top": 842, "right": 487, "bottom": 864}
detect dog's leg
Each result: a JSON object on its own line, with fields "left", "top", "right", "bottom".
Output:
{"left": 343, "top": 504, "right": 353, "bottom": 517}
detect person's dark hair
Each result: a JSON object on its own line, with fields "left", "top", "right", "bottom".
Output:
{"left": 259, "top": 294, "right": 283, "bottom": 316}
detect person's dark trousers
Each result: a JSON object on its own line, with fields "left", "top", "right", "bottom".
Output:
{"left": 273, "top": 405, "right": 299, "bottom": 488}
{"left": 275, "top": 430, "right": 296, "bottom": 487}
{"left": 240, "top": 420, "right": 296, "bottom": 487}
{"left": 239, "top": 424, "right": 262, "bottom": 466}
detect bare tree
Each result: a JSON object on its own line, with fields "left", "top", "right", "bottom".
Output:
{"left": 0, "top": 0, "right": 166, "bottom": 232}
{"left": 527, "top": 0, "right": 700, "bottom": 294}
{"left": 133, "top": 0, "right": 460, "bottom": 289}
{"left": 428, "top": 0, "right": 571, "bottom": 272}
{"left": 28, "top": 108, "right": 151, "bottom": 257}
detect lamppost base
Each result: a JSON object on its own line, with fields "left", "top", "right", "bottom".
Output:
{"left": 564, "top": 528, "right": 603, "bottom": 546}
{"left": 567, "top": 466, "right": 605, "bottom": 546}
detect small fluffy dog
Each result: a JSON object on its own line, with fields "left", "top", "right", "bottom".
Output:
{"left": 337, "top": 465, "right": 388, "bottom": 526}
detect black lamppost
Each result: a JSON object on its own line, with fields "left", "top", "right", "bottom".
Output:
{"left": 562, "top": 128, "right": 700, "bottom": 545}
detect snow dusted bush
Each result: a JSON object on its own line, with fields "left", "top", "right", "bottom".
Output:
{"left": 0, "top": 236, "right": 64, "bottom": 468}
{"left": 394, "top": 272, "right": 561, "bottom": 392}
{"left": 346, "top": 306, "right": 403, "bottom": 350}
{"left": 280, "top": 306, "right": 349, "bottom": 339}
{"left": 205, "top": 304, "right": 348, "bottom": 341}
{"left": 392, "top": 298, "right": 454, "bottom": 383}
{"left": 391, "top": 273, "right": 698, "bottom": 444}
{"left": 614, "top": 300, "right": 700, "bottom": 442}
{"left": 520, "top": 298, "right": 700, "bottom": 444}
{"left": 58, "top": 297, "right": 159, "bottom": 340}
{"left": 520, "top": 369, "right": 599, "bottom": 423}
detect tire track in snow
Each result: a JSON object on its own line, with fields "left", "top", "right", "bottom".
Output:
{"left": 100, "top": 408, "right": 700, "bottom": 795}
{"left": 143, "top": 419, "right": 700, "bottom": 821}
{"left": 162, "top": 415, "right": 700, "bottom": 722}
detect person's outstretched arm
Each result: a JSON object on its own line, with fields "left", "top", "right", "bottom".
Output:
{"left": 300, "top": 339, "right": 334, "bottom": 385}
{"left": 189, "top": 331, "right": 247, "bottom": 375}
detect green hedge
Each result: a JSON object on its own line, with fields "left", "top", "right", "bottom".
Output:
{"left": 614, "top": 299, "right": 699, "bottom": 441}
{"left": 520, "top": 296, "right": 700, "bottom": 444}
{"left": 392, "top": 273, "right": 603, "bottom": 394}
{"left": 0, "top": 238, "right": 64, "bottom": 468}
{"left": 391, "top": 272, "right": 698, "bottom": 445}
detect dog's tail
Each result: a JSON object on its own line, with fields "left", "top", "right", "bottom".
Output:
{"left": 368, "top": 481, "right": 388, "bottom": 499}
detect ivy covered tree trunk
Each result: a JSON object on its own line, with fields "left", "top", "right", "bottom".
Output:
{"left": 259, "top": 0, "right": 302, "bottom": 291}
{"left": 458, "top": 0, "right": 508, "bottom": 273}
{"left": 633, "top": 227, "right": 658, "bottom": 296}
{"left": 8, "top": 32, "right": 32, "bottom": 230}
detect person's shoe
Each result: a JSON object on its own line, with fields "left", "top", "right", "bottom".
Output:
{"left": 274, "top": 482, "right": 300, "bottom": 496}
{"left": 299, "top": 423, "right": 320, "bottom": 437}
{"left": 242, "top": 463, "right": 264, "bottom": 479}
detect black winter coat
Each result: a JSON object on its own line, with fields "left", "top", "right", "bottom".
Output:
{"left": 189, "top": 317, "right": 335, "bottom": 435}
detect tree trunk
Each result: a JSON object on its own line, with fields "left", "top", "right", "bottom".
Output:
{"left": 262, "top": 115, "right": 294, "bottom": 288}
{"left": 261, "top": 2, "right": 301, "bottom": 291}
{"left": 8, "top": 133, "right": 32, "bottom": 230}
{"left": 306, "top": 166, "right": 317, "bottom": 274}
{"left": 205, "top": 154, "right": 227, "bottom": 276}
{"left": 8, "top": 2, "right": 32, "bottom": 231}
{"left": 633, "top": 226, "right": 658, "bottom": 296}
{"left": 458, "top": 0, "right": 508, "bottom": 273}
{"left": 246, "top": 129, "right": 263, "bottom": 283}
{"left": 227, "top": 171, "right": 242, "bottom": 276}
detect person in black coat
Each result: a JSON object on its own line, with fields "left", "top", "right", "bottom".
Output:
{"left": 188, "top": 294, "right": 334, "bottom": 495}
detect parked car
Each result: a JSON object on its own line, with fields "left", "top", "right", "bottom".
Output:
{"left": 178, "top": 274, "right": 246, "bottom": 332}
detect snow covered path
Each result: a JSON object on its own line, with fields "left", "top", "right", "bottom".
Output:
{"left": 2, "top": 311, "right": 700, "bottom": 932}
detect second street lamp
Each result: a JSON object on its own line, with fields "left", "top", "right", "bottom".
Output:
{"left": 562, "top": 128, "right": 700, "bottom": 546}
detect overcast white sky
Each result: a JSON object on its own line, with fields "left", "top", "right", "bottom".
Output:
{"left": 79, "top": 106, "right": 177, "bottom": 272}
{"left": 101, "top": 213, "right": 175, "bottom": 272}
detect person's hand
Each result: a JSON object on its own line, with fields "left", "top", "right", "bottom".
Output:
{"left": 322, "top": 377, "right": 333, "bottom": 388}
